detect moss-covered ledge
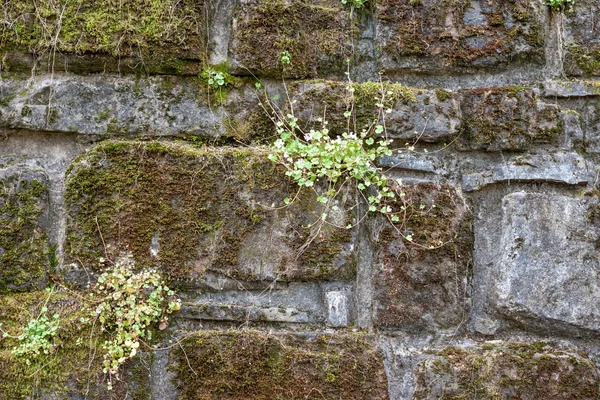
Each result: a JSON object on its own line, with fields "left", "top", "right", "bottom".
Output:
{"left": 65, "top": 140, "right": 356, "bottom": 284}
{"left": 171, "top": 330, "right": 389, "bottom": 399}
{"left": 0, "top": 0, "right": 207, "bottom": 74}
{"left": 413, "top": 342, "right": 600, "bottom": 399}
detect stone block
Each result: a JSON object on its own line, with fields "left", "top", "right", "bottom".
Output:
{"left": 372, "top": 183, "right": 472, "bottom": 332}
{"left": 0, "top": 0, "right": 206, "bottom": 74}
{"left": 0, "top": 160, "right": 49, "bottom": 293}
{"left": 375, "top": 0, "right": 544, "bottom": 74}
{"left": 461, "top": 152, "right": 589, "bottom": 192}
{"left": 229, "top": 0, "right": 353, "bottom": 78}
{"left": 412, "top": 342, "right": 599, "bottom": 399}
{"left": 563, "top": 0, "right": 600, "bottom": 76}
{"left": 65, "top": 141, "right": 356, "bottom": 283}
{"left": 171, "top": 330, "right": 389, "bottom": 399}
{"left": 289, "top": 81, "right": 461, "bottom": 143}
{"left": 458, "top": 87, "right": 562, "bottom": 151}
{"left": 473, "top": 191, "right": 600, "bottom": 336}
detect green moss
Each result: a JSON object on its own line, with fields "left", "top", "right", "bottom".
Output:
{"left": 568, "top": 44, "right": 600, "bottom": 75}
{"left": 0, "top": 175, "right": 49, "bottom": 293}
{"left": 65, "top": 140, "right": 355, "bottom": 282}
{"left": 460, "top": 87, "right": 558, "bottom": 150}
{"left": 0, "top": 0, "right": 206, "bottom": 73}
{"left": 374, "top": 183, "right": 473, "bottom": 330}
{"left": 171, "top": 330, "right": 389, "bottom": 399}
{"left": 434, "top": 88, "right": 452, "bottom": 102}
{"left": 232, "top": 0, "right": 353, "bottom": 78}
{"left": 415, "top": 342, "right": 600, "bottom": 399}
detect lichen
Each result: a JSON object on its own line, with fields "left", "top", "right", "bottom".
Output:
{"left": 171, "top": 330, "right": 389, "bottom": 399}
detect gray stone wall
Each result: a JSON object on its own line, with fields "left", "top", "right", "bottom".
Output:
{"left": 1, "top": 0, "right": 599, "bottom": 398}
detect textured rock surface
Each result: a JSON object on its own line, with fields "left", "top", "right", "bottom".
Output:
{"left": 0, "top": 160, "right": 49, "bottom": 293}
{"left": 0, "top": 0, "right": 600, "bottom": 398}
{"left": 171, "top": 330, "right": 389, "bottom": 399}
{"left": 375, "top": 0, "right": 544, "bottom": 74}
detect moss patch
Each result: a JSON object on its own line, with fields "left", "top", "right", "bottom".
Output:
{"left": 0, "top": 166, "right": 49, "bottom": 293}
{"left": 171, "top": 330, "right": 389, "bottom": 399}
{"left": 0, "top": 0, "right": 206, "bottom": 74}
{"left": 459, "top": 87, "right": 561, "bottom": 151}
{"left": 373, "top": 183, "right": 473, "bottom": 331}
{"left": 414, "top": 342, "right": 600, "bottom": 399}
{"left": 65, "top": 141, "right": 356, "bottom": 283}
{"left": 231, "top": 0, "right": 354, "bottom": 78}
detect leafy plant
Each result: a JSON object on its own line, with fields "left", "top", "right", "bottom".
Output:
{"left": 341, "top": 0, "right": 368, "bottom": 9}
{"left": 546, "top": 0, "right": 574, "bottom": 11}
{"left": 1, "top": 287, "right": 60, "bottom": 366}
{"left": 201, "top": 67, "right": 230, "bottom": 89}
{"left": 88, "top": 255, "right": 181, "bottom": 389}
{"left": 280, "top": 50, "right": 291, "bottom": 66}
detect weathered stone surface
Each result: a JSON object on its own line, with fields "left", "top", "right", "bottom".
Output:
{"left": 462, "top": 152, "right": 589, "bottom": 192}
{"left": 229, "top": 0, "right": 353, "bottom": 78}
{"left": 65, "top": 141, "right": 356, "bottom": 283}
{"left": 0, "top": 75, "right": 221, "bottom": 137}
{"left": 372, "top": 183, "right": 472, "bottom": 332}
{"left": 412, "top": 342, "right": 600, "bottom": 399}
{"left": 179, "top": 282, "right": 348, "bottom": 325}
{"left": 473, "top": 191, "right": 600, "bottom": 336}
{"left": 458, "top": 87, "right": 562, "bottom": 151}
{"left": 290, "top": 81, "right": 461, "bottom": 143}
{"left": 0, "top": 0, "right": 206, "bottom": 74}
{"left": 375, "top": 0, "right": 544, "bottom": 74}
{"left": 171, "top": 330, "right": 389, "bottom": 399}
{"left": 0, "top": 159, "right": 49, "bottom": 293}
{"left": 563, "top": 0, "right": 600, "bottom": 76}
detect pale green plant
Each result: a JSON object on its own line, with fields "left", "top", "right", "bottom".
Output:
{"left": 341, "top": 0, "right": 368, "bottom": 8}
{"left": 89, "top": 255, "right": 181, "bottom": 389}
{"left": 546, "top": 0, "right": 574, "bottom": 11}
{"left": 280, "top": 50, "right": 291, "bottom": 66}
{"left": 201, "top": 67, "right": 229, "bottom": 89}
{"left": 0, "top": 287, "right": 60, "bottom": 366}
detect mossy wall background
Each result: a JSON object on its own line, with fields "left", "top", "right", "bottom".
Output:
{"left": 1, "top": 0, "right": 600, "bottom": 398}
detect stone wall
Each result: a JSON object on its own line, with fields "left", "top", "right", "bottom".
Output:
{"left": 0, "top": 0, "right": 599, "bottom": 398}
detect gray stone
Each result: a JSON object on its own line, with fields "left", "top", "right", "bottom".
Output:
{"left": 563, "top": 0, "right": 600, "bottom": 76}
{"left": 495, "top": 192, "right": 600, "bottom": 334}
{"left": 0, "top": 74, "right": 221, "bottom": 137}
{"left": 462, "top": 152, "right": 590, "bottom": 192}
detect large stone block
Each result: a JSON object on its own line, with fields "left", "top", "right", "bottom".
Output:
{"left": 171, "top": 330, "right": 389, "bottom": 399}
{"left": 229, "top": 0, "right": 354, "bottom": 78}
{"left": 375, "top": 0, "right": 544, "bottom": 74}
{"left": 65, "top": 141, "right": 356, "bottom": 283}
{"left": 372, "top": 183, "right": 472, "bottom": 332}
{"left": 473, "top": 191, "right": 600, "bottom": 336}
{"left": 0, "top": 0, "right": 206, "bottom": 74}
{"left": 458, "top": 87, "right": 562, "bottom": 151}
{"left": 563, "top": 0, "right": 600, "bottom": 76}
{"left": 0, "top": 160, "right": 49, "bottom": 293}
{"left": 411, "top": 342, "right": 599, "bottom": 399}
{"left": 289, "top": 81, "right": 461, "bottom": 143}
{"left": 0, "top": 75, "right": 221, "bottom": 137}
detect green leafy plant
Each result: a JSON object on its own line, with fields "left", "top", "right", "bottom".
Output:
{"left": 341, "top": 0, "right": 368, "bottom": 8}
{"left": 201, "top": 67, "right": 230, "bottom": 89}
{"left": 1, "top": 287, "right": 60, "bottom": 366}
{"left": 546, "top": 0, "right": 574, "bottom": 11}
{"left": 280, "top": 50, "right": 291, "bottom": 66}
{"left": 88, "top": 255, "right": 181, "bottom": 389}
{"left": 266, "top": 77, "right": 416, "bottom": 233}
